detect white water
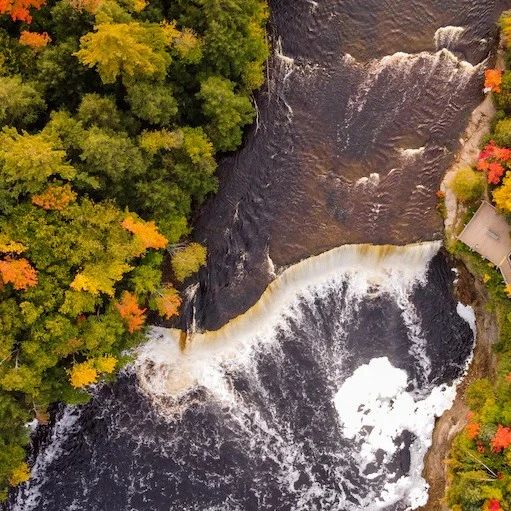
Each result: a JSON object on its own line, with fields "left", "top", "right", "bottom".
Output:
{"left": 13, "top": 407, "right": 82, "bottom": 511}
{"left": 134, "top": 241, "right": 442, "bottom": 402}
{"left": 434, "top": 26, "right": 465, "bottom": 51}
{"left": 131, "top": 240, "right": 479, "bottom": 509}
{"left": 334, "top": 358, "right": 456, "bottom": 510}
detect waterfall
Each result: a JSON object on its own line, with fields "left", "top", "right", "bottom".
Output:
{"left": 134, "top": 241, "right": 441, "bottom": 402}
{"left": 128, "top": 240, "right": 474, "bottom": 510}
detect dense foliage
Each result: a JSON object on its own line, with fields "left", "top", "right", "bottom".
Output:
{"left": 0, "top": 0, "right": 268, "bottom": 499}
{"left": 447, "top": 12, "right": 511, "bottom": 511}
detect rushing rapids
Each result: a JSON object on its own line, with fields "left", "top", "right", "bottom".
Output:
{"left": 10, "top": 1, "right": 511, "bottom": 510}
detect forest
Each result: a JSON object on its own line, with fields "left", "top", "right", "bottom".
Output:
{"left": 0, "top": 0, "right": 268, "bottom": 499}
{"left": 447, "top": 12, "right": 511, "bottom": 511}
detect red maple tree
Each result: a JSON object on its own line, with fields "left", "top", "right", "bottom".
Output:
{"left": 491, "top": 424, "right": 511, "bottom": 452}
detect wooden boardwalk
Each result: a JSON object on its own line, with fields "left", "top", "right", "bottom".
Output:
{"left": 458, "top": 201, "right": 511, "bottom": 284}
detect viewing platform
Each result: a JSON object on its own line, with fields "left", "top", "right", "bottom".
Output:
{"left": 458, "top": 200, "right": 511, "bottom": 284}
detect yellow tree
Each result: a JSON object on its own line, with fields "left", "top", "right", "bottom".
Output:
{"left": 171, "top": 242, "right": 207, "bottom": 282}
{"left": 69, "top": 361, "right": 98, "bottom": 388}
{"left": 494, "top": 174, "right": 511, "bottom": 213}
{"left": 75, "top": 22, "right": 171, "bottom": 84}
{"left": 153, "top": 285, "right": 181, "bottom": 319}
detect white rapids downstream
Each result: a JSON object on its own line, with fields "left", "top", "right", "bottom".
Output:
{"left": 130, "top": 242, "right": 474, "bottom": 510}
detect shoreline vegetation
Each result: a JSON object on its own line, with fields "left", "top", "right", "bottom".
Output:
{"left": 428, "top": 11, "right": 511, "bottom": 511}
{"left": 0, "top": 0, "right": 269, "bottom": 500}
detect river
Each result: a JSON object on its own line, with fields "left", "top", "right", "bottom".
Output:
{"left": 10, "top": 1, "right": 511, "bottom": 510}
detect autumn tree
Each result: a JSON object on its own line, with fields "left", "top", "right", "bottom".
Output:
{"left": 494, "top": 174, "right": 511, "bottom": 212}
{"left": 121, "top": 215, "right": 168, "bottom": 251}
{"left": 69, "top": 360, "right": 98, "bottom": 388}
{"left": 152, "top": 285, "right": 181, "bottom": 319}
{"left": 0, "top": 258, "right": 38, "bottom": 290}
{"left": 32, "top": 184, "right": 77, "bottom": 210}
{"left": 484, "top": 69, "right": 502, "bottom": 93}
{"left": 116, "top": 291, "right": 146, "bottom": 332}
{"left": 449, "top": 167, "right": 485, "bottom": 203}
{"left": 75, "top": 22, "right": 171, "bottom": 84}
{"left": 0, "top": 0, "right": 45, "bottom": 23}
{"left": 491, "top": 425, "right": 511, "bottom": 452}
{"left": 171, "top": 242, "right": 207, "bottom": 282}
{"left": 19, "top": 31, "right": 51, "bottom": 49}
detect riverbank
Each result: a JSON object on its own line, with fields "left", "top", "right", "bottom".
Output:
{"left": 420, "top": 264, "right": 497, "bottom": 511}
{"left": 420, "top": 57, "right": 501, "bottom": 509}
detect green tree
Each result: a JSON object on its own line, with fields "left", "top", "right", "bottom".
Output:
{"left": 77, "top": 93, "right": 123, "bottom": 130}
{"left": 493, "top": 118, "right": 511, "bottom": 147}
{"left": 78, "top": 126, "right": 146, "bottom": 195}
{"left": 0, "top": 76, "right": 45, "bottom": 128}
{"left": 197, "top": 75, "right": 254, "bottom": 152}
{"left": 158, "top": 127, "right": 218, "bottom": 204}
{"left": 126, "top": 82, "right": 178, "bottom": 126}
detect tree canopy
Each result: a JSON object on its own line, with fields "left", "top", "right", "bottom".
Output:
{"left": 0, "top": 0, "right": 268, "bottom": 498}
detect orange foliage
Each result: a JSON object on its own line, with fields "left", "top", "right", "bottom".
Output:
{"left": 465, "top": 422, "right": 480, "bottom": 440}
{"left": 19, "top": 31, "right": 51, "bottom": 48}
{"left": 116, "top": 291, "right": 146, "bottom": 333}
{"left": 154, "top": 286, "right": 181, "bottom": 320}
{"left": 121, "top": 216, "right": 167, "bottom": 251}
{"left": 0, "top": 257, "right": 38, "bottom": 290}
{"left": 0, "top": 0, "right": 45, "bottom": 23}
{"left": 491, "top": 424, "right": 511, "bottom": 452}
{"left": 487, "top": 162, "right": 505, "bottom": 185}
{"left": 32, "top": 184, "right": 77, "bottom": 210}
{"left": 485, "top": 69, "right": 503, "bottom": 93}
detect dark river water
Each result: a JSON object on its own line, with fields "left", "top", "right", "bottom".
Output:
{"left": 10, "top": 1, "right": 511, "bottom": 510}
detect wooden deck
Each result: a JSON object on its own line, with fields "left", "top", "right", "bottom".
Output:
{"left": 458, "top": 201, "right": 511, "bottom": 284}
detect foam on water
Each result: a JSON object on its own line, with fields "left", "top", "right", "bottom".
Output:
{"left": 334, "top": 357, "right": 457, "bottom": 510}
{"left": 434, "top": 26, "right": 465, "bottom": 51}
{"left": 12, "top": 407, "right": 82, "bottom": 511}
{"left": 457, "top": 302, "right": 477, "bottom": 337}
